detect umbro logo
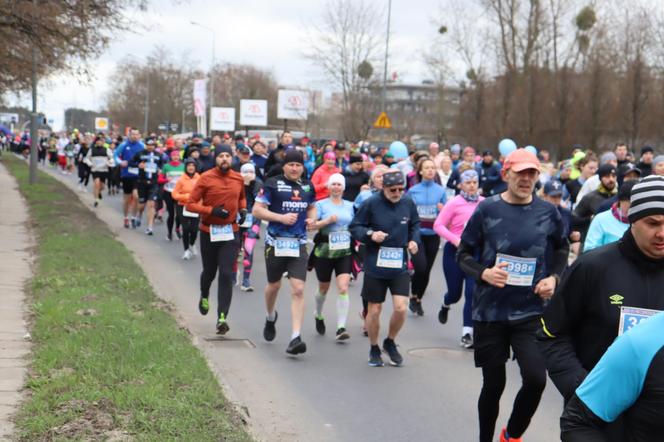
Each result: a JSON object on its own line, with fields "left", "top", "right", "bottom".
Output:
{"left": 609, "top": 294, "right": 624, "bottom": 305}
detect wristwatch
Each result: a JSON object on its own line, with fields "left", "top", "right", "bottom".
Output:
{"left": 366, "top": 229, "right": 374, "bottom": 237}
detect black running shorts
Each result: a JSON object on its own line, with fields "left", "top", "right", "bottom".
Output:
{"left": 361, "top": 273, "right": 410, "bottom": 304}
{"left": 265, "top": 244, "right": 308, "bottom": 283}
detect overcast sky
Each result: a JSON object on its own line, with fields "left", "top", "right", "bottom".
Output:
{"left": 10, "top": 0, "right": 454, "bottom": 131}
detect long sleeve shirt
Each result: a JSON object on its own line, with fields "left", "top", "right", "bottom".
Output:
{"left": 185, "top": 168, "right": 246, "bottom": 233}
{"left": 433, "top": 194, "right": 483, "bottom": 246}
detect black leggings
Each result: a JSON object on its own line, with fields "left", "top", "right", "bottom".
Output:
{"left": 200, "top": 231, "right": 241, "bottom": 319}
{"left": 410, "top": 234, "right": 440, "bottom": 299}
{"left": 176, "top": 205, "right": 198, "bottom": 251}
{"left": 78, "top": 163, "right": 90, "bottom": 186}
{"left": 163, "top": 191, "right": 181, "bottom": 235}
{"left": 477, "top": 333, "right": 546, "bottom": 441}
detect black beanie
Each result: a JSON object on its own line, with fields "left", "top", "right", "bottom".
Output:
{"left": 216, "top": 144, "right": 233, "bottom": 156}
{"left": 283, "top": 149, "right": 304, "bottom": 165}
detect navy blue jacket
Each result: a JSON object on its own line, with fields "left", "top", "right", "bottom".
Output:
{"left": 349, "top": 192, "right": 421, "bottom": 279}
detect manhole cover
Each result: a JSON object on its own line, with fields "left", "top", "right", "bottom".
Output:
{"left": 407, "top": 347, "right": 472, "bottom": 358}
{"left": 204, "top": 337, "right": 256, "bottom": 348}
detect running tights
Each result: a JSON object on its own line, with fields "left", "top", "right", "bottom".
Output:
{"left": 200, "top": 231, "right": 240, "bottom": 319}
{"left": 241, "top": 224, "right": 260, "bottom": 282}
{"left": 411, "top": 234, "right": 440, "bottom": 299}
{"left": 478, "top": 359, "right": 546, "bottom": 441}
{"left": 163, "top": 191, "right": 181, "bottom": 236}
{"left": 78, "top": 163, "right": 90, "bottom": 186}
{"left": 442, "top": 242, "right": 474, "bottom": 327}
{"left": 176, "top": 206, "right": 198, "bottom": 251}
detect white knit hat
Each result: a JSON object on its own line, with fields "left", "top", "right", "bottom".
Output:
{"left": 327, "top": 173, "right": 346, "bottom": 189}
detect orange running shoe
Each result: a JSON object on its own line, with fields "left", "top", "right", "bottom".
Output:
{"left": 500, "top": 428, "right": 522, "bottom": 442}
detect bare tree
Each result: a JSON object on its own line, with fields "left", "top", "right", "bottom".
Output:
{"left": 0, "top": 0, "right": 147, "bottom": 93}
{"left": 305, "top": 0, "right": 383, "bottom": 140}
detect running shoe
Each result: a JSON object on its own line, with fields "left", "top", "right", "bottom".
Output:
{"left": 182, "top": 249, "right": 192, "bottom": 260}
{"left": 166, "top": 233, "right": 172, "bottom": 241}
{"left": 216, "top": 314, "right": 229, "bottom": 335}
{"left": 286, "top": 336, "right": 307, "bottom": 355}
{"left": 93, "top": 201, "right": 99, "bottom": 208}
{"left": 499, "top": 428, "right": 522, "bottom": 442}
{"left": 438, "top": 306, "right": 450, "bottom": 324}
{"left": 409, "top": 297, "right": 418, "bottom": 314}
{"left": 415, "top": 302, "right": 424, "bottom": 316}
{"left": 130, "top": 218, "right": 136, "bottom": 229}
{"left": 124, "top": 218, "right": 130, "bottom": 229}
{"left": 145, "top": 228, "right": 153, "bottom": 236}
{"left": 460, "top": 333, "right": 474, "bottom": 349}
{"left": 240, "top": 281, "right": 254, "bottom": 292}
{"left": 190, "top": 245, "right": 198, "bottom": 257}
{"left": 175, "top": 227, "right": 182, "bottom": 239}
{"left": 263, "top": 311, "right": 278, "bottom": 342}
{"left": 368, "top": 346, "right": 384, "bottom": 367}
{"left": 135, "top": 219, "right": 142, "bottom": 228}
{"left": 198, "top": 297, "right": 209, "bottom": 315}
{"left": 335, "top": 327, "right": 350, "bottom": 341}
{"left": 315, "top": 315, "right": 326, "bottom": 335}
{"left": 382, "top": 338, "right": 404, "bottom": 366}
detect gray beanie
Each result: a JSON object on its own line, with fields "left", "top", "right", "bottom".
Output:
{"left": 628, "top": 176, "right": 664, "bottom": 223}
{"left": 600, "top": 151, "right": 617, "bottom": 165}
{"left": 653, "top": 155, "right": 664, "bottom": 167}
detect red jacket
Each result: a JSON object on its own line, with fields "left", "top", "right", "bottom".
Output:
{"left": 311, "top": 165, "right": 340, "bottom": 200}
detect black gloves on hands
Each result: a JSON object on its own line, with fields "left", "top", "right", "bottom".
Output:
{"left": 238, "top": 209, "right": 248, "bottom": 225}
{"left": 211, "top": 205, "right": 229, "bottom": 219}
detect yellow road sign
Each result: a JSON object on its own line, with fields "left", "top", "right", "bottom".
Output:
{"left": 373, "top": 111, "right": 392, "bottom": 129}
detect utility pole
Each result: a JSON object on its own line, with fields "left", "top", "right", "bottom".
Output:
{"left": 380, "top": 0, "right": 392, "bottom": 143}
{"left": 29, "top": 40, "right": 38, "bottom": 184}
{"left": 144, "top": 71, "right": 150, "bottom": 134}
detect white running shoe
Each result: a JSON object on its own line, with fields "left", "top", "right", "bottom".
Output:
{"left": 182, "top": 249, "right": 192, "bottom": 260}
{"left": 190, "top": 245, "right": 198, "bottom": 257}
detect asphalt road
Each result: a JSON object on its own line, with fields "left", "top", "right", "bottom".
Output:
{"left": 47, "top": 166, "right": 563, "bottom": 441}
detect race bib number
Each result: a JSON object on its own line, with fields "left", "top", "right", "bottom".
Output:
{"left": 495, "top": 254, "right": 537, "bottom": 286}
{"left": 145, "top": 163, "right": 157, "bottom": 174}
{"left": 618, "top": 306, "right": 661, "bottom": 335}
{"left": 210, "top": 224, "right": 234, "bottom": 242}
{"left": 417, "top": 204, "right": 438, "bottom": 220}
{"left": 274, "top": 237, "right": 300, "bottom": 257}
{"left": 377, "top": 247, "right": 404, "bottom": 269}
{"left": 182, "top": 207, "right": 198, "bottom": 218}
{"left": 240, "top": 214, "right": 253, "bottom": 228}
{"left": 328, "top": 231, "right": 351, "bottom": 251}
{"left": 128, "top": 167, "right": 139, "bottom": 176}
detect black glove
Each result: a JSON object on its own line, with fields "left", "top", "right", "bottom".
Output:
{"left": 238, "top": 209, "right": 247, "bottom": 225}
{"left": 211, "top": 205, "right": 229, "bottom": 218}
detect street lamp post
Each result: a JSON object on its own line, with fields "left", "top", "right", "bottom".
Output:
{"left": 380, "top": 0, "right": 392, "bottom": 142}
{"left": 191, "top": 21, "right": 216, "bottom": 137}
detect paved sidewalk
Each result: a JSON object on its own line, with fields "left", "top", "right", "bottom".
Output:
{"left": 0, "top": 162, "right": 33, "bottom": 440}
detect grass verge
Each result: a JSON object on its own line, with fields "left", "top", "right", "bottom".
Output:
{"left": 3, "top": 155, "right": 252, "bottom": 441}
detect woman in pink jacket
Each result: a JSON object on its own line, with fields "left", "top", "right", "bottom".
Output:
{"left": 311, "top": 152, "right": 340, "bottom": 200}
{"left": 433, "top": 167, "right": 484, "bottom": 349}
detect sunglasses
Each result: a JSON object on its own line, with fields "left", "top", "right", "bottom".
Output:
{"left": 387, "top": 186, "right": 405, "bottom": 193}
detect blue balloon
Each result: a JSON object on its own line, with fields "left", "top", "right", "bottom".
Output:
{"left": 524, "top": 145, "right": 538, "bottom": 155}
{"left": 389, "top": 141, "right": 408, "bottom": 160}
{"left": 498, "top": 138, "right": 517, "bottom": 157}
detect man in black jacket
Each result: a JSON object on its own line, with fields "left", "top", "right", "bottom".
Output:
{"left": 343, "top": 154, "right": 369, "bottom": 201}
{"left": 539, "top": 175, "right": 664, "bottom": 438}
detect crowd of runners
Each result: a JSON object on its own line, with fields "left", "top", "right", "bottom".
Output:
{"left": 13, "top": 126, "right": 664, "bottom": 442}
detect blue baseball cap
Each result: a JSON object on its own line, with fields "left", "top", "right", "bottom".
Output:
{"left": 544, "top": 180, "right": 564, "bottom": 196}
